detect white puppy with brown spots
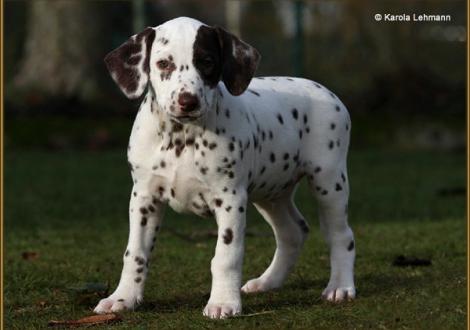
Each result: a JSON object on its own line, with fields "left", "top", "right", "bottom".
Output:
{"left": 94, "top": 17, "right": 355, "bottom": 319}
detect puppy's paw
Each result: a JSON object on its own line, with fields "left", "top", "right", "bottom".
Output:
{"left": 203, "top": 301, "right": 242, "bottom": 319}
{"left": 94, "top": 294, "right": 142, "bottom": 314}
{"left": 241, "top": 277, "right": 277, "bottom": 294}
{"left": 321, "top": 286, "right": 355, "bottom": 302}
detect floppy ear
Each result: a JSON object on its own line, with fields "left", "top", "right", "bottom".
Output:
{"left": 104, "top": 27, "right": 156, "bottom": 99}
{"left": 215, "top": 26, "right": 261, "bottom": 96}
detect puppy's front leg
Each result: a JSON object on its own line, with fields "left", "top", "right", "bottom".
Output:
{"left": 203, "top": 196, "right": 247, "bottom": 319}
{"left": 94, "top": 188, "right": 165, "bottom": 313}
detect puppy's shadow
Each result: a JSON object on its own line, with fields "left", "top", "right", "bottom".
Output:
{"left": 139, "top": 273, "right": 423, "bottom": 314}
{"left": 139, "top": 292, "right": 209, "bottom": 313}
{"left": 246, "top": 272, "right": 425, "bottom": 311}
{"left": 355, "top": 272, "right": 425, "bottom": 297}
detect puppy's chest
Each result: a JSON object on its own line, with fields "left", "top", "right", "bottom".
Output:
{"left": 129, "top": 131, "right": 232, "bottom": 217}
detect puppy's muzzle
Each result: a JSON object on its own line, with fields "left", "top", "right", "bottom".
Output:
{"left": 178, "top": 92, "right": 200, "bottom": 113}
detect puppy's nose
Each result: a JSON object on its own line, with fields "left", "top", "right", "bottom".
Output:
{"left": 178, "top": 92, "right": 200, "bottom": 113}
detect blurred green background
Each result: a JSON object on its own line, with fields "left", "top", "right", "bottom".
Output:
{"left": 3, "top": 1, "right": 467, "bottom": 329}
{"left": 4, "top": 0, "right": 466, "bottom": 151}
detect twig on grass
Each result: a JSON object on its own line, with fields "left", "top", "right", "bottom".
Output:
{"left": 237, "top": 310, "right": 275, "bottom": 317}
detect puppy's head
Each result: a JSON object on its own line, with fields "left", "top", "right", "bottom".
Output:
{"left": 104, "top": 17, "right": 260, "bottom": 122}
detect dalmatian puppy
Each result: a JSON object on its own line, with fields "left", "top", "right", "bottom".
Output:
{"left": 94, "top": 17, "right": 355, "bottom": 319}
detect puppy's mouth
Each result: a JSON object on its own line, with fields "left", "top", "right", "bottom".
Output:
{"left": 171, "top": 114, "right": 201, "bottom": 123}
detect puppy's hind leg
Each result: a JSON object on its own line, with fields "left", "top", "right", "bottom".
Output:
{"left": 242, "top": 189, "right": 308, "bottom": 293}
{"left": 308, "top": 166, "right": 355, "bottom": 302}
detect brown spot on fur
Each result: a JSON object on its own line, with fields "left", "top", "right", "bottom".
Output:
{"left": 135, "top": 256, "right": 145, "bottom": 265}
{"left": 270, "top": 153, "right": 276, "bottom": 163}
{"left": 186, "top": 138, "right": 195, "bottom": 146}
{"left": 159, "top": 56, "right": 176, "bottom": 81}
{"left": 175, "top": 144, "right": 184, "bottom": 157}
{"left": 297, "top": 219, "right": 310, "bottom": 233}
{"left": 223, "top": 228, "right": 233, "bottom": 244}
{"left": 347, "top": 240, "right": 355, "bottom": 251}
{"left": 171, "top": 121, "right": 184, "bottom": 132}
{"left": 209, "top": 142, "right": 217, "bottom": 150}
{"left": 291, "top": 108, "right": 298, "bottom": 119}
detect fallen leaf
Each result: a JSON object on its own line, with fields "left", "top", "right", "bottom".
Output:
{"left": 48, "top": 313, "right": 121, "bottom": 327}
{"left": 22, "top": 251, "right": 39, "bottom": 260}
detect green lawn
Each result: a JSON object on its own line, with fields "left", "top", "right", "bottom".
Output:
{"left": 4, "top": 148, "right": 467, "bottom": 329}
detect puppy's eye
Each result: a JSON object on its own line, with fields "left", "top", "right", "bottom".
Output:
{"left": 157, "top": 60, "right": 170, "bottom": 69}
{"left": 201, "top": 56, "right": 214, "bottom": 67}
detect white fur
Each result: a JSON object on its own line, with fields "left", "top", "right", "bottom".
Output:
{"left": 95, "top": 17, "right": 355, "bottom": 319}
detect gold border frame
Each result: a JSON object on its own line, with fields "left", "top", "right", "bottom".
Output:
{"left": 464, "top": 2, "right": 470, "bottom": 329}
{"left": 1, "top": 0, "right": 4, "bottom": 327}
{"left": 0, "top": 1, "right": 467, "bottom": 329}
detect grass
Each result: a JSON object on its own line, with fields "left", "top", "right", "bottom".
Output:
{"left": 4, "top": 148, "right": 467, "bottom": 329}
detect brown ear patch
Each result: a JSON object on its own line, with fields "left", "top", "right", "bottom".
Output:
{"left": 215, "top": 26, "right": 260, "bottom": 96}
{"left": 104, "top": 27, "right": 156, "bottom": 99}
{"left": 193, "top": 25, "right": 260, "bottom": 96}
{"left": 193, "top": 26, "right": 223, "bottom": 88}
